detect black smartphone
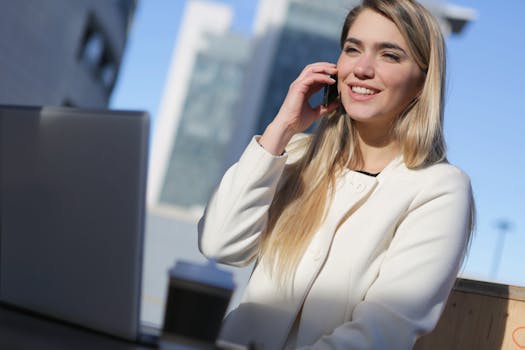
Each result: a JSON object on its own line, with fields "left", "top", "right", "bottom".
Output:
{"left": 322, "top": 74, "right": 338, "bottom": 107}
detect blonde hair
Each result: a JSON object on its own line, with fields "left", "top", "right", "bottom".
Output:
{"left": 260, "top": 0, "right": 448, "bottom": 286}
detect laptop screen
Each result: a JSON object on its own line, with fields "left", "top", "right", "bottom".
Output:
{"left": 0, "top": 105, "right": 149, "bottom": 341}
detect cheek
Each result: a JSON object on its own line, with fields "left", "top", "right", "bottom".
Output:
{"left": 336, "top": 53, "right": 345, "bottom": 68}
{"left": 336, "top": 55, "right": 352, "bottom": 79}
{"left": 389, "top": 71, "right": 423, "bottom": 100}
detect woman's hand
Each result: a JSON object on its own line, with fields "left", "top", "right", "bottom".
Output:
{"left": 259, "top": 62, "right": 339, "bottom": 155}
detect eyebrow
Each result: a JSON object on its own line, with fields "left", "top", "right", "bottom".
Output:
{"left": 344, "top": 37, "right": 408, "bottom": 56}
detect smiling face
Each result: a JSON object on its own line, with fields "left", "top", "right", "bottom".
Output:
{"left": 337, "top": 9, "right": 424, "bottom": 128}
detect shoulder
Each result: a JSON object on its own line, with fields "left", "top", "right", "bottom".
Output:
{"left": 401, "top": 161, "right": 472, "bottom": 206}
{"left": 417, "top": 161, "right": 471, "bottom": 189}
{"left": 386, "top": 157, "right": 471, "bottom": 188}
{"left": 383, "top": 159, "right": 472, "bottom": 206}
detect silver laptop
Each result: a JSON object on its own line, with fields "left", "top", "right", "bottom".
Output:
{"left": 0, "top": 105, "right": 157, "bottom": 344}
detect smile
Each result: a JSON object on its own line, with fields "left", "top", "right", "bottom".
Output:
{"left": 347, "top": 83, "right": 381, "bottom": 101}
{"left": 350, "top": 85, "right": 379, "bottom": 95}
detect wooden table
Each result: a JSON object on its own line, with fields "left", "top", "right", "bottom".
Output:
{"left": 415, "top": 278, "right": 525, "bottom": 350}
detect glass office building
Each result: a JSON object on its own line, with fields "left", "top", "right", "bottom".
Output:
{"left": 158, "top": 33, "right": 251, "bottom": 210}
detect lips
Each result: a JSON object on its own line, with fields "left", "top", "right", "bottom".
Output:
{"left": 351, "top": 86, "right": 377, "bottom": 95}
{"left": 349, "top": 83, "right": 380, "bottom": 95}
{"left": 347, "top": 83, "right": 381, "bottom": 101}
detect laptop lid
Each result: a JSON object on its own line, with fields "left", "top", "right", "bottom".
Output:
{"left": 0, "top": 105, "right": 149, "bottom": 341}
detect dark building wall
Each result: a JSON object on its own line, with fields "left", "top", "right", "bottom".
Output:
{"left": 0, "top": 0, "right": 136, "bottom": 108}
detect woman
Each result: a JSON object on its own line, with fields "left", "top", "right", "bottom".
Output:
{"left": 198, "top": 0, "right": 474, "bottom": 348}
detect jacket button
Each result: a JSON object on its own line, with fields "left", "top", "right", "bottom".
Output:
{"left": 354, "top": 183, "right": 365, "bottom": 192}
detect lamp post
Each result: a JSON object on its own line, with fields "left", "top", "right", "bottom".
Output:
{"left": 490, "top": 219, "right": 513, "bottom": 280}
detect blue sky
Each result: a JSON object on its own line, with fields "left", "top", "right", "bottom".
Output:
{"left": 111, "top": 0, "right": 525, "bottom": 286}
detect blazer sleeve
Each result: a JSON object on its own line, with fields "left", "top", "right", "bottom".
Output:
{"left": 297, "top": 166, "right": 473, "bottom": 350}
{"left": 197, "top": 136, "right": 289, "bottom": 267}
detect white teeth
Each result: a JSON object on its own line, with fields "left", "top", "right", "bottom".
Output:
{"left": 351, "top": 86, "right": 376, "bottom": 95}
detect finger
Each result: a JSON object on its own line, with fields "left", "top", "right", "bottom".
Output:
{"left": 305, "top": 62, "right": 337, "bottom": 71}
{"left": 301, "top": 62, "right": 337, "bottom": 77}
{"left": 298, "top": 73, "right": 336, "bottom": 88}
{"left": 300, "top": 74, "right": 337, "bottom": 98}
{"left": 288, "top": 74, "right": 334, "bottom": 99}
{"left": 315, "top": 98, "right": 340, "bottom": 116}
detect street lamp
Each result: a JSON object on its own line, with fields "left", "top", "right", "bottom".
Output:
{"left": 490, "top": 219, "right": 513, "bottom": 279}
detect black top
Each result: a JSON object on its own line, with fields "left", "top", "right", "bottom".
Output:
{"left": 355, "top": 170, "right": 380, "bottom": 177}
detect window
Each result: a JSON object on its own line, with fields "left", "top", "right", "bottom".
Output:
{"left": 78, "top": 14, "right": 118, "bottom": 90}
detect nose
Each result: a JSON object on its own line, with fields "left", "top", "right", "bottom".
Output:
{"left": 353, "top": 55, "right": 374, "bottom": 79}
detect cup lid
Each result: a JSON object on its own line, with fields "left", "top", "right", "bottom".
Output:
{"left": 169, "top": 260, "right": 235, "bottom": 290}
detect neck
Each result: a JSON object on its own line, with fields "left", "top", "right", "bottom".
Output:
{"left": 353, "top": 120, "right": 400, "bottom": 174}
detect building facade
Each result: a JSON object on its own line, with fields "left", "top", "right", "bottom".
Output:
{"left": 159, "top": 32, "right": 251, "bottom": 210}
{"left": 147, "top": 1, "right": 251, "bottom": 218}
{"left": 0, "top": 0, "right": 136, "bottom": 108}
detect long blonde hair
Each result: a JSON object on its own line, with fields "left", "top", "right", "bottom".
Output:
{"left": 259, "top": 0, "right": 448, "bottom": 285}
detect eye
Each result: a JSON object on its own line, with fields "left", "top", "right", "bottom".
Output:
{"left": 343, "top": 46, "right": 359, "bottom": 55}
{"left": 383, "top": 52, "right": 401, "bottom": 62}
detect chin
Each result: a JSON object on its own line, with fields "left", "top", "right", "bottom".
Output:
{"left": 342, "top": 100, "right": 370, "bottom": 116}
{"left": 347, "top": 114, "right": 377, "bottom": 123}
{"left": 343, "top": 106, "right": 377, "bottom": 122}
{"left": 345, "top": 110, "right": 395, "bottom": 127}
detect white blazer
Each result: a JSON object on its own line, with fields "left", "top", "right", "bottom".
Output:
{"left": 198, "top": 136, "right": 472, "bottom": 350}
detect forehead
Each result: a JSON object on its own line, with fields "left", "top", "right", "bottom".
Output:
{"left": 346, "top": 9, "right": 408, "bottom": 49}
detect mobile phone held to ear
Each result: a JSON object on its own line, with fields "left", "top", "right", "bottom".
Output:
{"left": 322, "top": 74, "right": 338, "bottom": 107}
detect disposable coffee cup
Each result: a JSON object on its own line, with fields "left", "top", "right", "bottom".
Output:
{"left": 160, "top": 260, "right": 235, "bottom": 349}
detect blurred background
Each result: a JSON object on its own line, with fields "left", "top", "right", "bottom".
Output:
{"left": 2, "top": 0, "right": 523, "bottom": 328}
